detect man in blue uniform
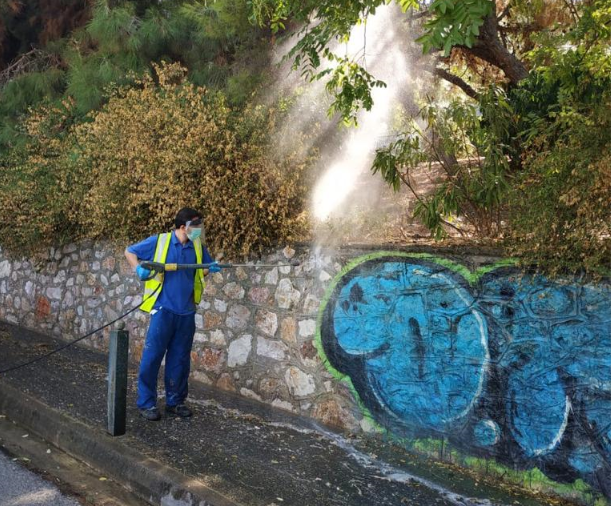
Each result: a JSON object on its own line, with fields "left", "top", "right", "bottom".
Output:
{"left": 125, "top": 207, "right": 220, "bottom": 421}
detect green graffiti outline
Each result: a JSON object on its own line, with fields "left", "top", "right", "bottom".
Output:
{"left": 312, "top": 252, "right": 605, "bottom": 502}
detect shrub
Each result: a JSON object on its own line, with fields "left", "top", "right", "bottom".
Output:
{"left": 0, "top": 100, "right": 77, "bottom": 257}
{"left": 0, "top": 63, "right": 312, "bottom": 259}
{"left": 506, "top": 4, "right": 611, "bottom": 278}
{"left": 507, "top": 84, "right": 611, "bottom": 277}
{"left": 65, "top": 62, "right": 311, "bottom": 258}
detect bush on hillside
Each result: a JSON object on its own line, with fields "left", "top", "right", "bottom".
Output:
{"left": 0, "top": 100, "right": 76, "bottom": 258}
{"left": 0, "top": 63, "right": 313, "bottom": 259}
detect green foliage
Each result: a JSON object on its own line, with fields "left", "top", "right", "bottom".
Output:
{"left": 0, "top": 0, "right": 306, "bottom": 259}
{"left": 416, "top": 0, "right": 492, "bottom": 55}
{"left": 249, "top": 0, "right": 499, "bottom": 123}
{"left": 373, "top": 91, "right": 512, "bottom": 239}
{"left": 0, "top": 0, "right": 268, "bottom": 148}
{"left": 318, "top": 55, "right": 387, "bottom": 125}
{"left": 372, "top": 0, "right": 610, "bottom": 275}
{"left": 0, "top": 68, "right": 66, "bottom": 145}
{"left": 505, "top": 0, "right": 611, "bottom": 276}
{"left": 250, "top": 0, "right": 396, "bottom": 124}
{"left": 0, "top": 0, "right": 608, "bottom": 277}
{"left": 225, "top": 69, "right": 263, "bottom": 106}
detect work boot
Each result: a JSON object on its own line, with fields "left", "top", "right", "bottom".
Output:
{"left": 139, "top": 407, "right": 161, "bottom": 421}
{"left": 165, "top": 404, "right": 193, "bottom": 418}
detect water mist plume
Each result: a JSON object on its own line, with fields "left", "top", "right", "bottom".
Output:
{"left": 270, "top": 4, "right": 433, "bottom": 245}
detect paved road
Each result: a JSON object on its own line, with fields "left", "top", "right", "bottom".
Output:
{"left": 0, "top": 450, "right": 80, "bottom": 506}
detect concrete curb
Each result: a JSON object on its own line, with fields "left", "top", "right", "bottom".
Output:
{"left": 0, "top": 380, "right": 241, "bottom": 506}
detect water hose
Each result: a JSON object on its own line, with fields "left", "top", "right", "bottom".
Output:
{"left": 0, "top": 284, "right": 162, "bottom": 375}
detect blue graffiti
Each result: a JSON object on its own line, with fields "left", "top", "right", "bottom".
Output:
{"left": 332, "top": 262, "right": 488, "bottom": 431}
{"left": 474, "top": 419, "right": 501, "bottom": 447}
{"left": 480, "top": 272, "right": 611, "bottom": 472}
{"left": 320, "top": 256, "right": 611, "bottom": 495}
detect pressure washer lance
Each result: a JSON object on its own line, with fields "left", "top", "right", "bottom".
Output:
{"left": 140, "top": 259, "right": 301, "bottom": 277}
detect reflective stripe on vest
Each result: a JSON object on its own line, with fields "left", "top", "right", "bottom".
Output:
{"left": 192, "top": 237, "right": 206, "bottom": 305}
{"left": 140, "top": 233, "right": 172, "bottom": 312}
{"left": 140, "top": 233, "right": 207, "bottom": 313}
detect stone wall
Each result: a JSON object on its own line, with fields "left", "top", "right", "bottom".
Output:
{"left": 1, "top": 242, "right": 610, "bottom": 501}
{"left": 0, "top": 241, "right": 369, "bottom": 430}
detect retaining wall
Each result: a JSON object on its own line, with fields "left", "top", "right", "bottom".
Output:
{"left": 0, "top": 242, "right": 609, "bottom": 503}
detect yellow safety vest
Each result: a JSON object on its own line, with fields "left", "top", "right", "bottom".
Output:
{"left": 140, "top": 232, "right": 206, "bottom": 313}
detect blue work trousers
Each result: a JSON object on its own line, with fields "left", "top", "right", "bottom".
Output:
{"left": 137, "top": 308, "right": 196, "bottom": 409}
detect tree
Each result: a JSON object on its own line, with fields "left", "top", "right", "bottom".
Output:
{"left": 250, "top": 0, "right": 537, "bottom": 121}
{"left": 504, "top": 0, "right": 611, "bottom": 275}
{"left": 252, "top": 0, "right": 611, "bottom": 275}
{"left": 0, "top": 0, "right": 268, "bottom": 147}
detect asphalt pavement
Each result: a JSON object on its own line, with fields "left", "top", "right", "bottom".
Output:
{"left": 0, "top": 450, "right": 80, "bottom": 506}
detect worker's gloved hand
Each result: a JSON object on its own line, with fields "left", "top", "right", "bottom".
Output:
{"left": 135, "top": 265, "right": 152, "bottom": 281}
{"left": 208, "top": 262, "right": 221, "bottom": 274}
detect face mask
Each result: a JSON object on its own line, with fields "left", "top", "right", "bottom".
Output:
{"left": 187, "top": 227, "right": 202, "bottom": 241}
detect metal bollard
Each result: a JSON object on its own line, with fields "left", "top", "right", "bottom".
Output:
{"left": 107, "top": 321, "right": 129, "bottom": 436}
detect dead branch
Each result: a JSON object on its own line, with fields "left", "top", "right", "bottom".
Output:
{"left": 0, "top": 48, "right": 60, "bottom": 88}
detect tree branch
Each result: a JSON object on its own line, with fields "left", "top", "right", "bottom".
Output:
{"left": 431, "top": 67, "right": 480, "bottom": 100}
{"left": 397, "top": 170, "right": 466, "bottom": 236}
{"left": 562, "top": 0, "right": 581, "bottom": 23}
{"left": 0, "top": 48, "right": 59, "bottom": 87}
{"left": 497, "top": 4, "right": 511, "bottom": 22}
{"left": 408, "top": 9, "right": 431, "bottom": 20}
{"left": 469, "top": 13, "right": 528, "bottom": 84}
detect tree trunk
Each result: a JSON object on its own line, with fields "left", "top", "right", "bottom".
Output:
{"left": 465, "top": 13, "right": 529, "bottom": 85}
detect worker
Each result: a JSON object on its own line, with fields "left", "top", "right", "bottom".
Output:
{"left": 124, "top": 207, "right": 220, "bottom": 421}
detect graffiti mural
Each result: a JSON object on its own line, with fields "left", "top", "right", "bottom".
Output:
{"left": 316, "top": 253, "right": 611, "bottom": 497}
